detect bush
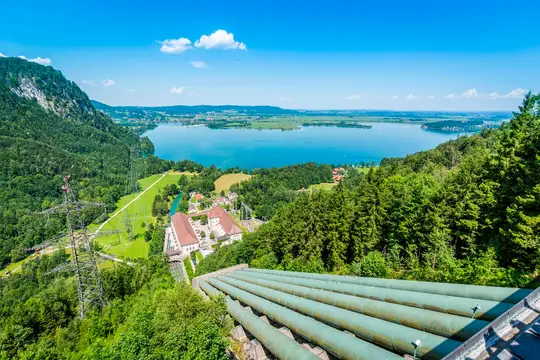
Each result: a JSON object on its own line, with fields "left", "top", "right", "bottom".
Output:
{"left": 184, "top": 257, "right": 194, "bottom": 280}
{"left": 350, "top": 251, "right": 388, "bottom": 278}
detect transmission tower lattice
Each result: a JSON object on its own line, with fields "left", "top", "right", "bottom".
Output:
{"left": 40, "top": 175, "right": 105, "bottom": 318}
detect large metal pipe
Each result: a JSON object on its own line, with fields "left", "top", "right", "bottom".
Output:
{"left": 237, "top": 269, "right": 511, "bottom": 321}
{"left": 216, "top": 275, "right": 461, "bottom": 360}
{"left": 199, "top": 280, "right": 320, "bottom": 360}
{"left": 243, "top": 268, "right": 531, "bottom": 304}
{"left": 228, "top": 272, "right": 488, "bottom": 341}
{"left": 205, "top": 278, "right": 401, "bottom": 360}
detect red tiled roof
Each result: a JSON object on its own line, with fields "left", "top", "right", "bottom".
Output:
{"left": 171, "top": 213, "right": 198, "bottom": 246}
{"left": 195, "top": 193, "right": 204, "bottom": 201}
{"left": 208, "top": 206, "right": 242, "bottom": 235}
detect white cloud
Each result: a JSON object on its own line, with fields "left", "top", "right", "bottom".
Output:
{"left": 102, "top": 79, "right": 116, "bottom": 87}
{"left": 18, "top": 55, "right": 52, "bottom": 65}
{"left": 488, "top": 88, "right": 526, "bottom": 99}
{"left": 279, "top": 97, "right": 293, "bottom": 101}
{"left": 188, "top": 91, "right": 201, "bottom": 96}
{"left": 427, "top": 95, "right": 435, "bottom": 99}
{"left": 127, "top": 88, "right": 135, "bottom": 92}
{"left": 0, "top": 52, "right": 6, "bottom": 58}
{"left": 504, "top": 88, "right": 527, "bottom": 99}
{"left": 194, "top": 30, "right": 247, "bottom": 50}
{"left": 461, "top": 88, "right": 478, "bottom": 98}
{"left": 406, "top": 94, "right": 418, "bottom": 100}
{"left": 81, "top": 80, "right": 98, "bottom": 87}
{"left": 160, "top": 38, "right": 192, "bottom": 54}
{"left": 345, "top": 94, "right": 362, "bottom": 100}
{"left": 190, "top": 61, "right": 207, "bottom": 68}
{"left": 391, "top": 95, "right": 399, "bottom": 100}
{"left": 171, "top": 86, "right": 184, "bottom": 94}
{"left": 445, "top": 93, "right": 457, "bottom": 99}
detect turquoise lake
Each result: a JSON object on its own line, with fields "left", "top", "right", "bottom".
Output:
{"left": 143, "top": 123, "right": 466, "bottom": 169}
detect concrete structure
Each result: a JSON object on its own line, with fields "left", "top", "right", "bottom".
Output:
{"left": 170, "top": 213, "right": 199, "bottom": 254}
{"left": 208, "top": 206, "right": 242, "bottom": 244}
{"left": 194, "top": 266, "right": 539, "bottom": 360}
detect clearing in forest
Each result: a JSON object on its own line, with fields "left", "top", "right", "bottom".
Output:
{"left": 90, "top": 172, "right": 186, "bottom": 259}
{"left": 309, "top": 182, "right": 337, "bottom": 191}
{"left": 214, "top": 173, "right": 252, "bottom": 193}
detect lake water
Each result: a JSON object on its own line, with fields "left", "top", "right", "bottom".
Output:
{"left": 143, "top": 123, "right": 465, "bottom": 169}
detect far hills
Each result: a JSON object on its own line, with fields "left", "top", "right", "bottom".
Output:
{"left": 92, "top": 100, "right": 511, "bottom": 132}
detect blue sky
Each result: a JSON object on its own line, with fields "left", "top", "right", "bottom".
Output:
{"left": 1, "top": 0, "right": 539, "bottom": 110}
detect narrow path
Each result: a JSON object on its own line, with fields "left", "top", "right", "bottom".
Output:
{"left": 93, "top": 172, "right": 168, "bottom": 236}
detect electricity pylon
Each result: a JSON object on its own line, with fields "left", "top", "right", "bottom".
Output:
{"left": 40, "top": 175, "right": 105, "bottom": 318}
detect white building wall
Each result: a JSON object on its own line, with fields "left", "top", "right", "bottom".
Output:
{"left": 182, "top": 242, "right": 199, "bottom": 254}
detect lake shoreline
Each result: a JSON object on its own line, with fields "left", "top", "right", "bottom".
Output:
{"left": 143, "top": 122, "right": 466, "bottom": 170}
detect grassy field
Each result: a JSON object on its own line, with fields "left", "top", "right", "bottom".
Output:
{"left": 244, "top": 115, "right": 452, "bottom": 130}
{"left": 0, "top": 254, "right": 37, "bottom": 277}
{"left": 356, "top": 166, "right": 378, "bottom": 174}
{"left": 309, "top": 182, "right": 337, "bottom": 191}
{"left": 214, "top": 173, "right": 253, "bottom": 193}
{"left": 90, "top": 172, "right": 186, "bottom": 259}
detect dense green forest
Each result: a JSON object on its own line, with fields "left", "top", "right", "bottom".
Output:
{"left": 231, "top": 163, "right": 334, "bottom": 219}
{"left": 197, "top": 93, "right": 540, "bottom": 288}
{"left": 0, "top": 252, "right": 230, "bottom": 359}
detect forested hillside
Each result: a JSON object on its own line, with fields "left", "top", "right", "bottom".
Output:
{"left": 231, "top": 163, "right": 334, "bottom": 219}
{"left": 0, "top": 252, "right": 230, "bottom": 359}
{"left": 197, "top": 93, "right": 540, "bottom": 288}
{"left": 0, "top": 57, "right": 149, "bottom": 266}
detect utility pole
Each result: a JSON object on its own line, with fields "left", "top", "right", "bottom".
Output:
{"left": 40, "top": 175, "right": 105, "bottom": 318}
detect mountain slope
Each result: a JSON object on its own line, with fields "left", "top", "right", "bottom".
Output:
{"left": 0, "top": 57, "right": 139, "bottom": 265}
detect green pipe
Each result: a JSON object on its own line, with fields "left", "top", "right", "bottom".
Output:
{"left": 243, "top": 268, "right": 531, "bottom": 304}
{"left": 206, "top": 278, "right": 401, "bottom": 360}
{"left": 199, "top": 280, "right": 320, "bottom": 360}
{"left": 228, "top": 272, "right": 488, "bottom": 341}
{"left": 216, "top": 275, "right": 461, "bottom": 360}
{"left": 238, "top": 269, "right": 512, "bottom": 321}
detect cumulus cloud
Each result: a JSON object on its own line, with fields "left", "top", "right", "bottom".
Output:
{"left": 194, "top": 30, "right": 247, "bottom": 50}
{"left": 445, "top": 93, "right": 457, "bottom": 99}
{"left": 345, "top": 94, "right": 362, "bottom": 100}
{"left": 406, "top": 94, "right": 418, "bottom": 100}
{"left": 461, "top": 88, "right": 478, "bottom": 98}
{"left": 391, "top": 95, "right": 399, "bottom": 100}
{"left": 171, "top": 86, "right": 184, "bottom": 94}
{"left": 190, "top": 61, "right": 207, "bottom": 68}
{"left": 503, "top": 88, "right": 527, "bottom": 98}
{"left": 81, "top": 80, "right": 98, "bottom": 87}
{"left": 0, "top": 52, "right": 6, "bottom": 57}
{"left": 18, "top": 55, "right": 52, "bottom": 65}
{"left": 102, "top": 79, "right": 116, "bottom": 87}
{"left": 160, "top": 38, "right": 193, "bottom": 54}
{"left": 488, "top": 89, "right": 527, "bottom": 99}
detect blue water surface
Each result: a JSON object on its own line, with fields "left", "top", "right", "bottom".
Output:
{"left": 143, "top": 123, "right": 465, "bottom": 169}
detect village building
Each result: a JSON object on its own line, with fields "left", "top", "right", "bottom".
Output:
{"left": 212, "top": 196, "right": 230, "bottom": 207}
{"left": 194, "top": 193, "right": 204, "bottom": 203}
{"left": 208, "top": 206, "right": 243, "bottom": 244}
{"left": 170, "top": 213, "right": 200, "bottom": 254}
{"left": 188, "top": 203, "right": 198, "bottom": 214}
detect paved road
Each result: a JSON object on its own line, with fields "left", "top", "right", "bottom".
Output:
{"left": 93, "top": 172, "right": 167, "bottom": 236}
